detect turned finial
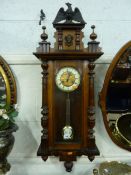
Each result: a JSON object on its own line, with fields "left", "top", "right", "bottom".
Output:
{"left": 36, "top": 26, "right": 50, "bottom": 53}
{"left": 41, "top": 26, "right": 48, "bottom": 41}
{"left": 90, "top": 25, "right": 97, "bottom": 41}
{"left": 87, "top": 25, "right": 101, "bottom": 53}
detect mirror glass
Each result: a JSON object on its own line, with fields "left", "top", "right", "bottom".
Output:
{"left": 100, "top": 41, "right": 131, "bottom": 151}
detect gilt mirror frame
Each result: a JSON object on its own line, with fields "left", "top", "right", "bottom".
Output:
{"left": 0, "top": 55, "right": 17, "bottom": 108}
{"left": 99, "top": 41, "right": 131, "bottom": 151}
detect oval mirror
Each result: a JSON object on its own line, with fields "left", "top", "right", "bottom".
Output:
{"left": 100, "top": 41, "right": 131, "bottom": 151}
{"left": 0, "top": 56, "right": 17, "bottom": 108}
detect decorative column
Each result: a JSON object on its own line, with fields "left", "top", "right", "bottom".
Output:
{"left": 88, "top": 59, "right": 96, "bottom": 161}
{"left": 41, "top": 61, "right": 49, "bottom": 161}
{"left": 36, "top": 26, "right": 50, "bottom": 161}
{"left": 87, "top": 25, "right": 101, "bottom": 161}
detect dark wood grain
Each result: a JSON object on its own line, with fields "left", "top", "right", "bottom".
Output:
{"left": 35, "top": 3, "right": 103, "bottom": 171}
{"left": 33, "top": 52, "right": 103, "bottom": 62}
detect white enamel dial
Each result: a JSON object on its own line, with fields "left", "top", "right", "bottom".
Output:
{"left": 55, "top": 67, "right": 80, "bottom": 92}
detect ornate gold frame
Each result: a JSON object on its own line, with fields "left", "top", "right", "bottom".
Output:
{"left": 0, "top": 56, "right": 17, "bottom": 107}
{"left": 93, "top": 161, "right": 131, "bottom": 175}
{"left": 113, "top": 113, "right": 131, "bottom": 146}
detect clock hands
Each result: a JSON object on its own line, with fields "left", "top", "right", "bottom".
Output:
{"left": 61, "top": 71, "right": 75, "bottom": 87}
{"left": 66, "top": 72, "right": 71, "bottom": 82}
{"left": 66, "top": 71, "right": 75, "bottom": 85}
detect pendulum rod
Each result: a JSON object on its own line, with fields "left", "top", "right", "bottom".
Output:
{"left": 66, "top": 93, "right": 71, "bottom": 126}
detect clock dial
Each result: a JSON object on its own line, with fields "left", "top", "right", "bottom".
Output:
{"left": 56, "top": 67, "right": 80, "bottom": 92}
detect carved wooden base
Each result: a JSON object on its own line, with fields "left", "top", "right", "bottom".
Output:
{"left": 37, "top": 143, "right": 99, "bottom": 172}
{"left": 64, "top": 161, "right": 73, "bottom": 172}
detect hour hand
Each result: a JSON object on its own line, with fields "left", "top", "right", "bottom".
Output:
{"left": 66, "top": 72, "right": 71, "bottom": 82}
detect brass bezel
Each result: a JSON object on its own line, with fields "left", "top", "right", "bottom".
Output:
{"left": 55, "top": 66, "right": 81, "bottom": 92}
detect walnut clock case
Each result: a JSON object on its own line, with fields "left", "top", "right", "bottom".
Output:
{"left": 34, "top": 3, "right": 103, "bottom": 172}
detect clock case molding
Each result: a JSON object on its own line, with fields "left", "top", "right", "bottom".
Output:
{"left": 34, "top": 3, "right": 103, "bottom": 172}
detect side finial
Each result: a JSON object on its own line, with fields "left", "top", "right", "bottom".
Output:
{"left": 87, "top": 25, "right": 102, "bottom": 53}
{"left": 37, "top": 26, "right": 50, "bottom": 53}
{"left": 41, "top": 26, "right": 48, "bottom": 41}
{"left": 90, "top": 25, "right": 97, "bottom": 41}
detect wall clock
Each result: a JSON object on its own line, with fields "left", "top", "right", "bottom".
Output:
{"left": 34, "top": 3, "right": 103, "bottom": 172}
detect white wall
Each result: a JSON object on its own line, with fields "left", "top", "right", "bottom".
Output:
{"left": 0, "top": 0, "right": 131, "bottom": 174}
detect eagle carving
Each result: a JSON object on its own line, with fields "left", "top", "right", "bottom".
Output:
{"left": 53, "top": 3, "right": 86, "bottom": 25}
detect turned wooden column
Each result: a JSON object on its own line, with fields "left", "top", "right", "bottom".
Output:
{"left": 41, "top": 61, "right": 49, "bottom": 161}
{"left": 87, "top": 25, "right": 101, "bottom": 161}
{"left": 88, "top": 60, "right": 96, "bottom": 156}
{"left": 88, "top": 62, "right": 95, "bottom": 141}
